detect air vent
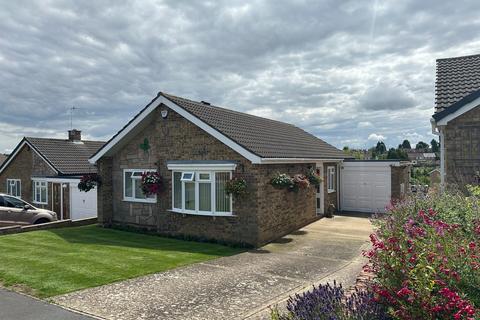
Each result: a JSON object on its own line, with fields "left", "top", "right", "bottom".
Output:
{"left": 201, "top": 101, "right": 211, "bottom": 106}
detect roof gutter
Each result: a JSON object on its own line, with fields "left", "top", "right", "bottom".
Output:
{"left": 259, "top": 158, "right": 344, "bottom": 164}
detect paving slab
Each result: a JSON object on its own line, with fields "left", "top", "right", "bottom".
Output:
{"left": 54, "top": 214, "right": 372, "bottom": 320}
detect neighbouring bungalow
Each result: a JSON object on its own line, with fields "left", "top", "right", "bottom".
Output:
{"left": 0, "top": 130, "right": 104, "bottom": 220}
{"left": 90, "top": 92, "right": 409, "bottom": 247}
{"left": 431, "top": 53, "right": 480, "bottom": 186}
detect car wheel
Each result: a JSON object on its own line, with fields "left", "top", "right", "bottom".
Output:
{"left": 34, "top": 218, "right": 50, "bottom": 225}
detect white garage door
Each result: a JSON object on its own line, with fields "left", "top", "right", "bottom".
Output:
{"left": 340, "top": 162, "right": 393, "bottom": 213}
{"left": 70, "top": 183, "right": 98, "bottom": 220}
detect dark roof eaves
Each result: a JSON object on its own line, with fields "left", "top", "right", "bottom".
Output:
{"left": 433, "top": 88, "right": 480, "bottom": 122}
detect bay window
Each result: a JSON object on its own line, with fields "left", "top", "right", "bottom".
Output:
{"left": 123, "top": 169, "right": 157, "bottom": 203}
{"left": 6, "top": 179, "right": 21, "bottom": 198}
{"left": 171, "top": 170, "right": 232, "bottom": 215}
{"left": 33, "top": 181, "right": 48, "bottom": 204}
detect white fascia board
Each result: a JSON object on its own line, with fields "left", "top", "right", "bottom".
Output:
{"left": 161, "top": 98, "right": 262, "bottom": 164}
{"left": 437, "top": 96, "right": 480, "bottom": 126}
{"left": 89, "top": 95, "right": 163, "bottom": 164}
{"left": 259, "top": 158, "right": 344, "bottom": 164}
{"left": 0, "top": 140, "right": 58, "bottom": 175}
{"left": 31, "top": 177, "right": 80, "bottom": 183}
{"left": 167, "top": 163, "right": 237, "bottom": 171}
{"left": 342, "top": 161, "right": 401, "bottom": 167}
{"left": 89, "top": 96, "right": 263, "bottom": 164}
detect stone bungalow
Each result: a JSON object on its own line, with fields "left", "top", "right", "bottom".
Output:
{"left": 431, "top": 53, "right": 480, "bottom": 186}
{"left": 0, "top": 131, "right": 104, "bottom": 220}
{"left": 90, "top": 92, "right": 347, "bottom": 247}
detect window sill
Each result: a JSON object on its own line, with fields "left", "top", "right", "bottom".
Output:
{"left": 327, "top": 189, "right": 336, "bottom": 193}
{"left": 122, "top": 198, "right": 157, "bottom": 204}
{"left": 33, "top": 201, "right": 48, "bottom": 205}
{"left": 168, "top": 209, "right": 235, "bottom": 217}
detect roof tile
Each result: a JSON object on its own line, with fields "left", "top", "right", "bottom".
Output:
{"left": 435, "top": 54, "right": 480, "bottom": 111}
{"left": 26, "top": 137, "right": 104, "bottom": 175}
{"left": 161, "top": 92, "right": 345, "bottom": 159}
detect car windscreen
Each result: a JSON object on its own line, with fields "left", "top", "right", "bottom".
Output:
{"left": 4, "top": 196, "right": 26, "bottom": 209}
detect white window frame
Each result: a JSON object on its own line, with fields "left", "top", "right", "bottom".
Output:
{"left": 180, "top": 172, "right": 195, "bottom": 182}
{"left": 123, "top": 169, "right": 157, "bottom": 203}
{"left": 33, "top": 180, "right": 48, "bottom": 204}
{"left": 6, "top": 179, "right": 21, "bottom": 198}
{"left": 171, "top": 170, "right": 233, "bottom": 216}
{"left": 327, "top": 166, "right": 336, "bottom": 193}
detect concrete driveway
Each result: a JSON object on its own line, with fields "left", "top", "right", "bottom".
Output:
{"left": 54, "top": 214, "right": 372, "bottom": 320}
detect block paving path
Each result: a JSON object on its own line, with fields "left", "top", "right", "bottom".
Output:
{"left": 54, "top": 214, "right": 372, "bottom": 320}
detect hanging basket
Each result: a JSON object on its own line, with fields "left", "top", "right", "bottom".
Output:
{"left": 78, "top": 173, "right": 101, "bottom": 192}
{"left": 225, "top": 177, "right": 248, "bottom": 196}
{"left": 141, "top": 171, "right": 163, "bottom": 196}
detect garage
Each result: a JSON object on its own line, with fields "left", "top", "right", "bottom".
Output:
{"left": 340, "top": 160, "right": 409, "bottom": 213}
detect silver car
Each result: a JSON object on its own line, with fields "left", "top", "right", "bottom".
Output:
{"left": 0, "top": 193, "right": 57, "bottom": 225}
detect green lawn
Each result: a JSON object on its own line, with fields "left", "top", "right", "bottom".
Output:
{"left": 0, "top": 225, "right": 242, "bottom": 298}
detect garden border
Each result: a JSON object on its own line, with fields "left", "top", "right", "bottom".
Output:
{"left": 0, "top": 218, "right": 97, "bottom": 236}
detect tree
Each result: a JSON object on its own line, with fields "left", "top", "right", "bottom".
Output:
{"left": 387, "top": 148, "right": 398, "bottom": 159}
{"left": 415, "top": 141, "right": 429, "bottom": 150}
{"left": 431, "top": 139, "right": 439, "bottom": 153}
{"left": 401, "top": 140, "right": 411, "bottom": 149}
{"left": 386, "top": 148, "right": 408, "bottom": 160}
{"left": 375, "top": 141, "right": 387, "bottom": 154}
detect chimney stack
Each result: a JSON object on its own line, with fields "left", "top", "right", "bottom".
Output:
{"left": 68, "top": 129, "right": 82, "bottom": 141}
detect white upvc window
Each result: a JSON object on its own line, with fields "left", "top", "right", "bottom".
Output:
{"left": 6, "top": 179, "right": 21, "bottom": 198}
{"left": 172, "top": 170, "right": 232, "bottom": 216}
{"left": 33, "top": 181, "right": 48, "bottom": 204}
{"left": 123, "top": 169, "right": 157, "bottom": 203}
{"left": 327, "top": 166, "right": 336, "bottom": 193}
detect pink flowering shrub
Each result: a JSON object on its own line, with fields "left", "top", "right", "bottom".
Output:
{"left": 366, "top": 191, "right": 480, "bottom": 319}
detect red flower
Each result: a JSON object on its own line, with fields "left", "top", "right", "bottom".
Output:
{"left": 396, "top": 287, "right": 412, "bottom": 297}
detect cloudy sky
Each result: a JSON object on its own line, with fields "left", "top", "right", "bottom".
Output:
{"left": 1, "top": 0, "right": 480, "bottom": 154}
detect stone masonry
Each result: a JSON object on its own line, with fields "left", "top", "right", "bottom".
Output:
{"left": 443, "top": 106, "right": 480, "bottom": 186}
{"left": 0, "top": 144, "right": 56, "bottom": 209}
{"left": 391, "top": 165, "right": 410, "bottom": 201}
{"left": 97, "top": 106, "right": 319, "bottom": 247}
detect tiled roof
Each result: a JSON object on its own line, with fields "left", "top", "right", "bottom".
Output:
{"left": 26, "top": 137, "right": 105, "bottom": 175}
{"left": 161, "top": 92, "right": 345, "bottom": 159}
{"left": 435, "top": 54, "right": 480, "bottom": 112}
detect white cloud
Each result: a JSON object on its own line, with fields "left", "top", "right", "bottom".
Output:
{"left": 368, "top": 133, "right": 386, "bottom": 141}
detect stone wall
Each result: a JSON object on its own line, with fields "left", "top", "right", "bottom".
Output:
{"left": 0, "top": 145, "right": 33, "bottom": 202}
{"left": 391, "top": 165, "right": 410, "bottom": 201}
{"left": 444, "top": 106, "right": 480, "bottom": 186}
{"left": 32, "top": 152, "right": 56, "bottom": 177}
{"left": 256, "top": 163, "right": 318, "bottom": 245}
{"left": 100, "top": 107, "right": 318, "bottom": 247}
{"left": 0, "top": 144, "right": 57, "bottom": 210}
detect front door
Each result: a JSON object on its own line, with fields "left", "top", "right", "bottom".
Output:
{"left": 315, "top": 163, "right": 324, "bottom": 215}
{"left": 52, "top": 183, "right": 70, "bottom": 220}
